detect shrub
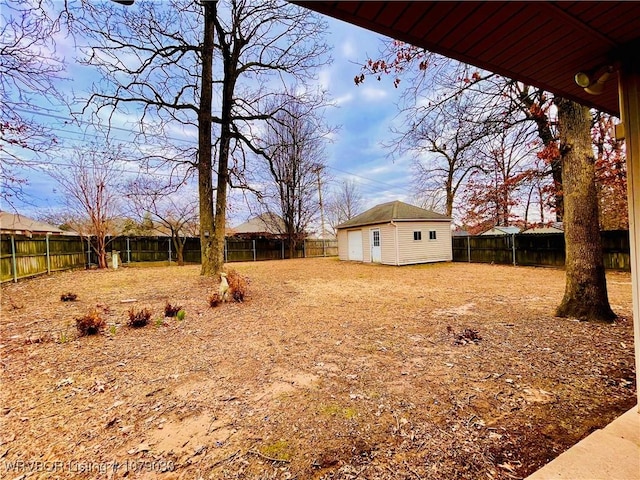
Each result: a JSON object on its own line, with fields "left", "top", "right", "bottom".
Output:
{"left": 76, "top": 310, "right": 106, "bottom": 336}
{"left": 450, "top": 327, "right": 482, "bottom": 346}
{"left": 225, "top": 268, "right": 248, "bottom": 303}
{"left": 127, "top": 307, "right": 151, "bottom": 328}
{"left": 208, "top": 293, "right": 221, "bottom": 308}
{"left": 176, "top": 310, "right": 186, "bottom": 321}
{"left": 61, "top": 292, "right": 78, "bottom": 302}
{"left": 164, "top": 302, "right": 182, "bottom": 317}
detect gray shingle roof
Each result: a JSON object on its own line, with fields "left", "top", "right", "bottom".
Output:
{"left": 231, "top": 213, "right": 285, "bottom": 235}
{"left": 0, "top": 211, "right": 67, "bottom": 235}
{"left": 336, "top": 201, "right": 451, "bottom": 229}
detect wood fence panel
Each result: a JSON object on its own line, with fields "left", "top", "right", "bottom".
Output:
{"left": 48, "top": 236, "right": 85, "bottom": 272}
{"left": 1, "top": 235, "right": 85, "bottom": 282}
{"left": 451, "top": 237, "right": 470, "bottom": 262}
{"left": 305, "top": 240, "right": 338, "bottom": 257}
{"left": 468, "top": 235, "right": 514, "bottom": 264}
{"left": 601, "top": 230, "right": 631, "bottom": 270}
{"left": 515, "top": 234, "right": 565, "bottom": 267}
{"left": 453, "top": 231, "right": 630, "bottom": 271}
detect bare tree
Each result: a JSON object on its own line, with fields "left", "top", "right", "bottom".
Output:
{"left": 593, "top": 112, "right": 628, "bottom": 230}
{"left": 403, "top": 93, "right": 491, "bottom": 217}
{"left": 461, "top": 122, "right": 540, "bottom": 232}
{"left": 49, "top": 144, "right": 124, "bottom": 268}
{"left": 256, "top": 94, "right": 330, "bottom": 257}
{"left": 326, "top": 179, "right": 363, "bottom": 234}
{"left": 124, "top": 177, "right": 199, "bottom": 266}
{"left": 0, "top": 0, "right": 69, "bottom": 204}
{"left": 75, "top": 0, "right": 329, "bottom": 276}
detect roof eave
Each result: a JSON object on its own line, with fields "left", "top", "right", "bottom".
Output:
{"left": 337, "top": 217, "right": 452, "bottom": 230}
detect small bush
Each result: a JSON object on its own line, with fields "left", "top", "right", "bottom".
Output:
{"left": 61, "top": 292, "right": 78, "bottom": 302}
{"left": 127, "top": 307, "right": 151, "bottom": 328}
{"left": 76, "top": 310, "right": 106, "bottom": 336}
{"left": 208, "top": 292, "right": 221, "bottom": 308}
{"left": 450, "top": 327, "right": 482, "bottom": 346}
{"left": 176, "top": 310, "right": 186, "bottom": 321}
{"left": 164, "top": 302, "right": 182, "bottom": 317}
{"left": 225, "top": 268, "right": 248, "bottom": 303}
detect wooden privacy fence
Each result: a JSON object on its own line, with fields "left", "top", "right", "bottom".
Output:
{"left": 452, "top": 230, "right": 631, "bottom": 271}
{"left": 1, "top": 234, "right": 338, "bottom": 283}
{"left": 1, "top": 235, "right": 86, "bottom": 283}
{"left": 107, "top": 237, "right": 337, "bottom": 264}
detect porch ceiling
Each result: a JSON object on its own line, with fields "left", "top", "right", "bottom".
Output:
{"left": 294, "top": 1, "right": 640, "bottom": 116}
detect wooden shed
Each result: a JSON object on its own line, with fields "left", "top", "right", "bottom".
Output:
{"left": 336, "top": 201, "right": 452, "bottom": 265}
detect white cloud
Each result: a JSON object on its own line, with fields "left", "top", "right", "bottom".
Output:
{"left": 360, "top": 87, "right": 388, "bottom": 101}
{"left": 341, "top": 40, "right": 356, "bottom": 58}
{"left": 318, "top": 69, "right": 332, "bottom": 91}
{"left": 331, "top": 93, "right": 354, "bottom": 106}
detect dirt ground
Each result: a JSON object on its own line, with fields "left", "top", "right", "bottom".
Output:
{"left": 0, "top": 258, "right": 636, "bottom": 479}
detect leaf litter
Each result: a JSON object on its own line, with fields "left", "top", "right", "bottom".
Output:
{"left": 0, "top": 259, "right": 635, "bottom": 479}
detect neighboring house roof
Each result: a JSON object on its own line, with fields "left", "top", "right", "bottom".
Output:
{"left": 452, "top": 230, "right": 470, "bottom": 237}
{"left": 0, "top": 211, "right": 69, "bottom": 236}
{"left": 480, "top": 226, "right": 521, "bottom": 236}
{"left": 230, "top": 213, "right": 285, "bottom": 236}
{"left": 336, "top": 201, "right": 451, "bottom": 229}
{"left": 521, "top": 223, "right": 564, "bottom": 234}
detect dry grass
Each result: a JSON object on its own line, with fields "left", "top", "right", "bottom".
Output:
{"left": 0, "top": 258, "right": 635, "bottom": 479}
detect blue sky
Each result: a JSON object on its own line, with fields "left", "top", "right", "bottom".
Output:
{"left": 4, "top": 6, "right": 416, "bottom": 225}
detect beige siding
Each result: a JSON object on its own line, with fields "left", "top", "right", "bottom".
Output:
{"left": 396, "top": 221, "right": 452, "bottom": 265}
{"left": 362, "top": 227, "right": 371, "bottom": 262}
{"left": 378, "top": 224, "right": 397, "bottom": 265}
{"left": 337, "top": 230, "right": 348, "bottom": 260}
{"left": 339, "top": 221, "right": 451, "bottom": 265}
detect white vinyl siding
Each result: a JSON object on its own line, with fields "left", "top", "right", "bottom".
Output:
{"left": 337, "top": 229, "right": 349, "bottom": 260}
{"left": 337, "top": 220, "right": 451, "bottom": 266}
{"left": 396, "top": 221, "right": 452, "bottom": 265}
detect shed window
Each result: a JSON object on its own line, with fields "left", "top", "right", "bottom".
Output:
{"left": 413, "top": 231, "right": 422, "bottom": 241}
{"left": 429, "top": 230, "right": 437, "bottom": 240}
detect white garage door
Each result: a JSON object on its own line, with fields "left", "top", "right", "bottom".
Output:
{"left": 347, "top": 230, "right": 363, "bottom": 261}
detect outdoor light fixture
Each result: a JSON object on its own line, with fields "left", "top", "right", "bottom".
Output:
{"left": 574, "top": 65, "right": 615, "bottom": 95}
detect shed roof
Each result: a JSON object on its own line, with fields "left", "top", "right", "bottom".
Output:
{"left": 337, "top": 201, "right": 450, "bottom": 229}
{"left": 0, "top": 211, "right": 67, "bottom": 235}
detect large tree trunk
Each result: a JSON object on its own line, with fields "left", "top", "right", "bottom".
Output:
{"left": 210, "top": 10, "right": 239, "bottom": 276}
{"left": 198, "top": 2, "right": 216, "bottom": 276}
{"left": 555, "top": 98, "right": 615, "bottom": 322}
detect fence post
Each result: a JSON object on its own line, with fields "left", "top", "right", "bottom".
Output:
{"left": 512, "top": 234, "right": 517, "bottom": 266}
{"left": 168, "top": 238, "right": 172, "bottom": 265}
{"left": 252, "top": 239, "right": 256, "bottom": 261}
{"left": 224, "top": 238, "right": 228, "bottom": 262}
{"left": 467, "top": 236, "right": 471, "bottom": 263}
{"left": 281, "top": 240, "right": 285, "bottom": 259}
{"left": 303, "top": 240, "right": 307, "bottom": 258}
{"left": 11, "top": 235, "right": 17, "bottom": 282}
{"left": 46, "top": 234, "right": 51, "bottom": 274}
{"left": 86, "top": 237, "right": 91, "bottom": 268}
{"left": 323, "top": 239, "right": 326, "bottom": 257}
{"left": 126, "top": 237, "right": 131, "bottom": 263}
